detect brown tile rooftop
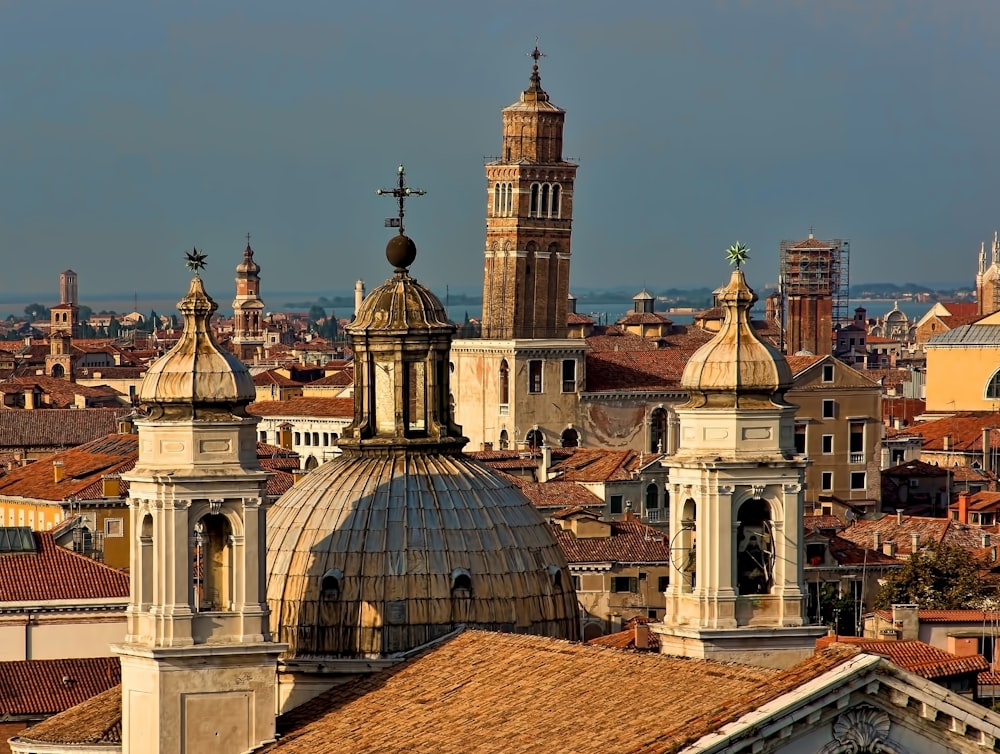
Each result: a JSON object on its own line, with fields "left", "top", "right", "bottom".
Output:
{"left": 508, "top": 478, "right": 605, "bottom": 509}
{"left": 549, "top": 448, "right": 641, "bottom": 482}
{"left": 263, "top": 629, "right": 861, "bottom": 754}
{"left": 0, "top": 530, "right": 129, "bottom": 602}
{"left": 551, "top": 513, "right": 672, "bottom": 564}
{"left": 249, "top": 397, "right": 353, "bottom": 418}
{"left": 815, "top": 637, "right": 988, "bottom": 679}
{"left": 10, "top": 684, "right": 121, "bottom": 746}
{"left": 0, "top": 408, "right": 131, "bottom": 449}
{"left": 0, "top": 658, "right": 120, "bottom": 718}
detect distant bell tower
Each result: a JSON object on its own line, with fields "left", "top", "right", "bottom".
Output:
{"left": 50, "top": 269, "right": 80, "bottom": 339}
{"left": 232, "top": 236, "right": 266, "bottom": 362}
{"left": 481, "top": 45, "right": 577, "bottom": 339}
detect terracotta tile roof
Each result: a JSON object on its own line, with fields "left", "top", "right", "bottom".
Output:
{"left": 0, "top": 408, "right": 130, "bottom": 450}
{"left": 900, "top": 609, "right": 1000, "bottom": 623}
{"left": 883, "top": 397, "right": 925, "bottom": 425}
{"left": 0, "top": 433, "right": 137, "bottom": 502}
{"left": 256, "top": 442, "right": 298, "bottom": 458}
{"left": 508, "top": 478, "right": 605, "bottom": 509}
{"left": 815, "top": 637, "right": 988, "bottom": 679}
{"left": 307, "top": 370, "right": 353, "bottom": 387}
{"left": 549, "top": 448, "right": 640, "bottom": 482}
{"left": 0, "top": 530, "right": 129, "bottom": 602}
{"left": 839, "top": 515, "right": 986, "bottom": 556}
{"left": 785, "top": 354, "right": 825, "bottom": 375}
{"left": 616, "top": 312, "right": 672, "bottom": 326}
{"left": 803, "top": 515, "right": 844, "bottom": 532}
{"left": 0, "top": 376, "right": 124, "bottom": 408}
{"left": 888, "top": 412, "right": 1000, "bottom": 452}
{"left": 867, "top": 368, "right": 913, "bottom": 387}
{"left": 941, "top": 302, "right": 980, "bottom": 319}
{"left": 882, "top": 459, "right": 948, "bottom": 479}
{"left": 586, "top": 620, "right": 661, "bottom": 651}
{"left": 10, "top": 684, "right": 121, "bottom": 745}
{"left": 0, "top": 658, "right": 120, "bottom": 718}
{"left": 566, "top": 312, "right": 594, "bottom": 325}
{"left": 266, "top": 469, "right": 295, "bottom": 497}
{"left": 787, "top": 236, "right": 835, "bottom": 250}
{"left": 249, "top": 397, "right": 353, "bottom": 418}
{"left": 825, "top": 535, "right": 900, "bottom": 566}
{"left": 267, "top": 630, "right": 860, "bottom": 754}
{"left": 253, "top": 370, "right": 303, "bottom": 387}
{"left": 551, "top": 514, "right": 671, "bottom": 564}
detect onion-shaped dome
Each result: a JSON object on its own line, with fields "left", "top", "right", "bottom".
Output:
{"left": 236, "top": 243, "right": 260, "bottom": 275}
{"left": 681, "top": 268, "right": 792, "bottom": 409}
{"left": 139, "top": 276, "right": 255, "bottom": 419}
{"left": 266, "top": 450, "right": 580, "bottom": 659}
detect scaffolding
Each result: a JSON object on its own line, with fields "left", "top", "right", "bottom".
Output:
{"left": 778, "top": 236, "right": 850, "bottom": 353}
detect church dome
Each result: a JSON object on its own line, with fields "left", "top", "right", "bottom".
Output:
{"left": 681, "top": 268, "right": 792, "bottom": 408}
{"left": 236, "top": 243, "right": 260, "bottom": 274}
{"left": 139, "top": 275, "right": 255, "bottom": 419}
{"left": 267, "top": 227, "right": 579, "bottom": 659}
{"left": 267, "top": 453, "right": 579, "bottom": 658}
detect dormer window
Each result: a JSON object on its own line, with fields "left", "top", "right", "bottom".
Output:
{"left": 321, "top": 568, "right": 343, "bottom": 600}
{"left": 451, "top": 568, "right": 472, "bottom": 598}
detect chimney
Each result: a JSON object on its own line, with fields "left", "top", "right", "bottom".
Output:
{"left": 891, "top": 604, "right": 919, "bottom": 641}
{"left": 896, "top": 508, "right": 904, "bottom": 525}
{"left": 943, "top": 434, "right": 952, "bottom": 451}
{"left": 538, "top": 445, "right": 552, "bottom": 483}
{"left": 610, "top": 614, "right": 622, "bottom": 634}
{"left": 957, "top": 491, "right": 970, "bottom": 524}
{"left": 910, "top": 533, "right": 920, "bottom": 553}
{"left": 291, "top": 469, "right": 308, "bottom": 485}
{"left": 882, "top": 541, "right": 896, "bottom": 557}
{"left": 23, "top": 389, "right": 35, "bottom": 410}
{"left": 873, "top": 532, "right": 881, "bottom": 549}
{"left": 634, "top": 622, "right": 650, "bottom": 650}
{"left": 53, "top": 460, "right": 64, "bottom": 484}
{"left": 482, "top": 441, "right": 493, "bottom": 452}
{"left": 101, "top": 475, "right": 120, "bottom": 498}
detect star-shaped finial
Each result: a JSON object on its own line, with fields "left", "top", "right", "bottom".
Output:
{"left": 726, "top": 242, "right": 750, "bottom": 269}
{"left": 185, "top": 247, "right": 208, "bottom": 274}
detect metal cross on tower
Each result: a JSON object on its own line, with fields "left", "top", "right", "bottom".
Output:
{"left": 376, "top": 164, "right": 425, "bottom": 235}
{"left": 528, "top": 39, "right": 545, "bottom": 66}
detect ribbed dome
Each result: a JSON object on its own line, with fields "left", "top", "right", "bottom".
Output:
{"left": 266, "top": 453, "right": 579, "bottom": 659}
{"left": 681, "top": 268, "right": 792, "bottom": 409}
{"left": 349, "top": 271, "right": 451, "bottom": 335}
{"left": 139, "top": 276, "right": 255, "bottom": 419}
{"left": 236, "top": 243, "right": 260, "bottom": 274}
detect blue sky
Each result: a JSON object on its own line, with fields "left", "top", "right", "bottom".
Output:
{"left": 2, "top": 1, "right": 999, "bottom": 304}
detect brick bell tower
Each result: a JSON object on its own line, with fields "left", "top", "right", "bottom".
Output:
{"left": 481, "top": 46, "right": 577, "bottom": 339}
{"left": 232, "top": 236, "right": 266, "bottom": 363}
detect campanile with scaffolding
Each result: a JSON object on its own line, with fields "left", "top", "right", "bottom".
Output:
{"left": 779, "top": 232, "right": 850, "bottom": 355}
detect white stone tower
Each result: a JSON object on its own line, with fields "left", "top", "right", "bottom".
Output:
{"left": 115, "top": 265, "right": 284, "bottom": 754}
{"left": 653, "top": 259, "right": 825, "bottom": 669}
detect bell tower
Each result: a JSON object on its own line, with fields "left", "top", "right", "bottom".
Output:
{"left": 115, "top": 252, "right": 284, "bottom": 754}
{"left": 653, "top": 250, "right": 825, "bottom": 669}
{"left": 481, "top": 46, "right": 577, "bottom": 339}
{"left": 232, "top": 236, "right": 266, "bottom": 362}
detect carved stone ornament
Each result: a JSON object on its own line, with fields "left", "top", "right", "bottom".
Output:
{"left": 750, "top": 484, "right": 766, "bottom": 499}
{"left": 783, "top": 482, "right": 803, "bottom": 494}
{"left": 717, "top": 485, "right": 735, "bottom": 495}
{"left": 819, "top": 705, "right": 904, "bottom": 754}
{"left": 208, "top": 499, "right": 223, "bottom": 514}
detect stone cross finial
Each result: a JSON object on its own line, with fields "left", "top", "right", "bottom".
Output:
{"left": 376, "top": 164, "right": 426, "bottom": 235}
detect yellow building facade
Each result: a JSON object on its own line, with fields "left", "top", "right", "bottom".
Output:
{"left": 925, "top": 310, "right": 1000, "bottom": 413}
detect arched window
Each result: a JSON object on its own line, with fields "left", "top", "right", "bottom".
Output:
{"left": 505, "top": 183, "right": 513, "bottom": 216}
{"left": 649, "top": 408, "right": 667, "bottom": 453}
{"left": 499, "top": 359, "right": 510, "bottom": 405}
{"left": 530, "top": 183, "right": 539, "bottom": 216}
{"left": 50, "top": 363, "right": 65, "bottom": 379}
{"left": 493, "top": 183, "right": 500, "bottom": 216}
{"left": 986, "top": 369, "right": 1000, "bottom": 399}
{"left": 193, "top": 514, "right": 233, "bottom": 612}
{"left": 526, "top": 428, "right": 544, "bottom": 449}
{"left": 540, "top": 183, "right": 550, "bottom": 217}
{"left": 736, "top": 499, "right": 774, "bottom": 596}
{"left": 321, "top": 568, "right": 343, "bottom": 601}
{"left": 551, "top": 183, "right": 561, "bottom": 218}
{"left": 645, "top": 483, "right": 659, "bottom": 510}
{"left": 561, "top": 427, "right": 579, "bottom": 447}
{"left": 677, "top": 499, "right": 697, "bottom": 593}
{"left": 139, "top": 514, "right": 153, "bottom": 607}
{"left": 499, "top": 429, "right": 509, "bottom": 450}
{"left": 305, "top": 455, "right": 319, "bottom": 471}
{"left": 451, "top": 568, "right": 472, "bottom": 597}
{"left": 547, "top": 564, "right": 563, "bottom": 590}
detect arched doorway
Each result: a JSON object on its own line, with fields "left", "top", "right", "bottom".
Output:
{"left": 499, "top": 429, "right": 509, "bottom": 450}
